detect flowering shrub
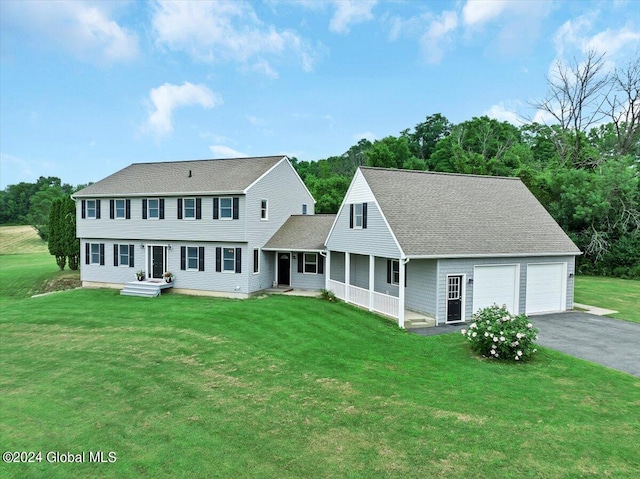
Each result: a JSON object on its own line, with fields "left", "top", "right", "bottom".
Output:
{"left": 461, "top": 304, "right": 539, "bottom": 362}
{"left": 320, "top": 289, "right": 337, "bottom": 302}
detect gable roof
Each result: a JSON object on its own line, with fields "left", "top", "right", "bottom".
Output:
{"left": 264, "top": 215, "right": 336, "bottom": 252}
{"left": 359, "top": 167, "right": 581, "bottom": 257}
{"left": 73, "top": 156, "right": 286, "bottom": 197}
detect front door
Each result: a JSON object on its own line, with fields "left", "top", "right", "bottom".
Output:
{"left": 447, "top": 275, "right": 463, "bottom": 322}
{"left": 152, "top": 246, "right": 164, "bottom": 279}
{"left": 277, "top": 253, "right": 290, "bottom": 286}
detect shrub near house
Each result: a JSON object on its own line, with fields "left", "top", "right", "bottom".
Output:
{"left": 462, "top": 305, "right": 539, "bottom": 361}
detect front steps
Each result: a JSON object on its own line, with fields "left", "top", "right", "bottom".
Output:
{"left": 404, "top": 310, "right": 436, "bottom": 329}
{"left": 120, "top": 280, "right": 173, "bottom": 298}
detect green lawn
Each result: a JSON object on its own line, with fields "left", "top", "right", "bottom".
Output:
{"left": 575, "top": 275, "right": 640, "bottom": 323}
{"left": 1, "top": 255, "right": 639, "bottom": 478}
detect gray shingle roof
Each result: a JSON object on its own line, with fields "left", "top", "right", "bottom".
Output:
{"left": 73, "top": 156, "right": 285, "bottom": 197}
{"left": 264, "top": 215, "right": 336, "bottom": 251}
{"left": 360, "top": 167, "right": 580, "bottom": 257}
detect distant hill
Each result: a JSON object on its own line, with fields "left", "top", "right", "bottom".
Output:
{"left": 0, "top": 225, "right": 48, "bottom": 255}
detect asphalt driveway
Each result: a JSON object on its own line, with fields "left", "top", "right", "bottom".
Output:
{"left": 530, "top": 312, "right": 640, "bottom": 377}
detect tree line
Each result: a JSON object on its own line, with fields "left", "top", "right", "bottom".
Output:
{"left": 1, "top": 52, "right": 637, "bottom": 277}
{"left": 293, "top": 52, "right": 639, "bottom": 279}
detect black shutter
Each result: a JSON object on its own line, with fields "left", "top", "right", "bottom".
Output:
{"left": 387, "top": 260, "right": 392, "bottom": 284}
{"left": 177, "top": 198, "right": 183, "bottom": 219}
{"left": 213, "top": 198, "right": 219, "bottom": 219}
{"left": 349, "top": 204, "right": 354, "bottom": 229}
{"left": 142, "top": 199, "right": 147, "bottom": 219}
{"left": 99, "top": 243, "right": 105, "bottom": 265}
{"left": 318, "top": 255, "right": 324, "bottom": 274}
{"left": 126, "top": 199, "right": 131, "bottom": 219}
{"left": 198, "top": 246, "right": 205, "bottom": 271}
{"left": 113, "top": 244, "right": 118, "bottom": 266}
{"left": 159, "top": 199, "right": 165, "bottom": 219}
{"left": 129, "top": 245, "right": 134, "bottom": 267}
{"left": 196, "top": 198, "right": 202, "bottom": 220}
{"left": 298, "top": 253, "right": 303, "bottom": 273}
{"left": 96, "top": 200, "right": 101, "bottom": 219}
{"left": 110, "top": 200, "right": 115, "bottom": 219}
{"left": 235, "top": 248, "right": 242, "bottom": 273}
{"left": 85, "top": 243, "right": 89, "bottom": 264}
{"left": 180, "top": 246, "right": 186, "bottom": 270}
{"left": 405, "top": 263, "right": 407, "bottom": 288}
{"left": 81, "top": 200, "right": 86, "bottom": 219}
{"left": 362, "top": 203, "right": 367, "bottom": 229}
{"left": 232, "top": 197, "right": 239, "bottom": 220}
{"left": 215, "top": 247, "right": 222, "bottom": 272}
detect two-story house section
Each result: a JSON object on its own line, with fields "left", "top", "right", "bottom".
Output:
{"left": 72, "top": 156, "right": 316, "bottom": 298}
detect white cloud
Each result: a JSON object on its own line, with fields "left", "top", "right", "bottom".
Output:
{"left": 353, "top": 131, "right": 377, "bottom": 142}
{"left": 420, "top": 10, "right": 458, "bottom": 64}
{"left": 1, "top": 1, "right": 138, "bottom": 62}
{"left": 208, "top": 145, "right": 247, "bottom": 158}
{"left": 462, "top": 0, "right": 509, "bottom": 27}
{"left": 329, "top": 0, "right": 377, "bottom": 34}
{"left": 151, "top": 0, "right": 319, "bottom": 75}
{"left": 484, "top": 102, "right": 524, "bottom": 126}
{"left": 145, "top": 82, "right": 222, "bottom": 136}
{"left": 585, "top": 27, "right": 640, "bottom": 56}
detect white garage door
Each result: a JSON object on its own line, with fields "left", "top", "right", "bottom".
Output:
{"left": 526, "top": 263, "right": 566, "bottom": 314}
{"left": 473, "top": 265, "right": 519, "bottom": 314}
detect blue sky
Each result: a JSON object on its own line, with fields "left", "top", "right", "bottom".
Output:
{"left": 1, "top": 0, "right": 638, "bottom": 188}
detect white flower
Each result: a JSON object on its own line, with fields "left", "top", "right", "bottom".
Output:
{"left": 470, "top": 323, "right": 477, "bottom": 329}
{"left": 503, "top": 316, "right": 510, "bottom": 322}
{"left": 533, "top": 349, "right": 537, "bottom": 353}
{"left": 472, "top": 332, "right": 477, "bottom": 337}
{"left": 493, "top": 337, "right": 498, "bottom": 342}
{"left": 516, "top": 333, "right": 523, "bottom": 339}
{"left": 517, "top": 351, "right": 523, "bottom": 356}
{"left": 461, "top": 329, "right": 467, "bottom": 335}
{"left": 500, "top": 336, "right": 505, "bottom": 342}
{"left": 527, "top": 323, "right": 533, "bottom": 329}
{"left": 515, "top": 356, "right": 520, "bottom": 360}
{"left": 490, "top": 349, "right": 496, "bottom": 355}
{"left": 484, "top": 332, "right": 489, "bottom": 337}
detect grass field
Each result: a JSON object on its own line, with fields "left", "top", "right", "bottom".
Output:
{"left": 574, "top": 276, "right": 640, "bottom": 324}
{"left": 0, "top": 225, "right": 48, "bottom": 255}
{"left": 1, "top": 227, "right": 639, "bottom": 478}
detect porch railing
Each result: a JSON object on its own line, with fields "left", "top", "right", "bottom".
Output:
{"left": 326, "top": 279, "right": 399, "bottom": 319}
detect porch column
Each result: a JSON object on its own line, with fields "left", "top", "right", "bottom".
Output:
{"left": 398, "top": 258, "right": 406, "bottom": 329}
{"left": 324, "top": 250, "right": 330, "bottom": 291}
{"left": 368, "top": 255, "right": 375, "bottom": 311}
{"left": 345, "top": 252, "right": 350, "bottom": 304}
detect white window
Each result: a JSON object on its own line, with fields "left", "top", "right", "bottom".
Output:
{"left": 220, "top": 197, "right": 233, "bottom": 219}
{"left": 304, "top": 253, "right": 318, "bottom": 274}
{"left": 184, "top": 198, "right": 196, "bottom": 219}
{"left": 261, "top": 200, "right": 268, "bottom": 220}
{"left": 187, "top": 247, "right": 199, "bottom": 270}
{"left": 354, "top": 203, "right": 363, "bottom": 229}
{"left": 302, "top": 204, "right": 308, "bottom": 215}
{"left": 90, "top": 243, "right": 101, "bottom": 264}
{"left": 253, "top": 248, "right": 260, "bottom": 274}
{"left": 118, "top": 244, "right": 130, "bottom": 266}
{"left": 148, "top": 199, "right": 159, "bottom": 219}
{"left": 86, "top": 199, "right": 97, "bottom": 219}
{"left": 223, "top": 248, "right": 235, "bottom": 272}
{"left": 115, "top": 199, "right": 126, "bottom": 219}
{"left": 391, "top": 260, "right": 399, "bottom": 285}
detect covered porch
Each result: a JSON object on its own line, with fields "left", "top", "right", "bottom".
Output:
{"left": 326, "top": 251, "right": 433, "bottom": 328}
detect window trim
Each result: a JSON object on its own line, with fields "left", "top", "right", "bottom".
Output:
{"left": 303, "top": 253, "right": 318, "bottom": 275}
{"left": 86, "top": 199, "right": 97, "bottom": 219}
{"left": 90, "top": 243, "right": 101, "bottom": 265}
{"left": 147, "top": 198, "right": 160, "bottom": 220}
{"left": 183, "top": 197, "right": 196, "bottom": 220}
{"left": 118, "top": 244, "right": 130, "bottom": 267}
{"left": 186, "top": 246, "right": 199, "bottom": 271}
{"left": 391, "top": 260, "right": 399, "bottom": 285}
{"left": 260, "top": 199, "right": 268, "bottom": 221}
{"left": 219, "top": 197, "right": 233, "bottom": 220}
{"left": 253, "top": 248, "right": 260, "bottom": 274}
{"left": 354, "top": 203, "right": 363, "bottom": 229}
{"left": 222, "top": 247, "right": 236, "bottom": 273}
{"left": 114, "top": 199, "right": 126, "bottom": 219}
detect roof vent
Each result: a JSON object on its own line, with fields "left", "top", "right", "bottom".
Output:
{"left": 188, "top": 170, "right": 192, "bottom": 178}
